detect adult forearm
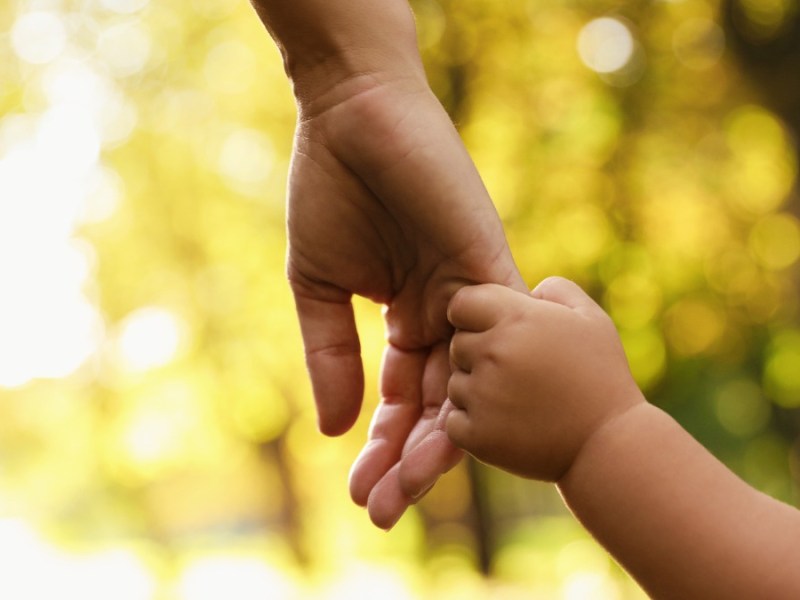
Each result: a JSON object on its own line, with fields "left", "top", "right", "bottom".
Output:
{"left": 250, "top": 0, "right": 425, "bottom": 104}
{"left": 558, "top": 403, "right": 800, "bottom": 599}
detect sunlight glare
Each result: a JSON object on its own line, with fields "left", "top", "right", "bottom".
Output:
{"left": 97, "top": 21, "right": 152, "bottom": 77}
{"left": 79, "top": 165, "right": 123, "bottom": 223}
{"left": 178, "top": 555, "right": 298, "bottom": 600}
{"left": 37, "top": 105, "right": 102, "bottom": 176}
{"left": 42, "top": 59, "right": 138, "bottom": 148}
{"left": 0, "top": 242, "right": 100, "bottom": 387}
{"left": 100, "top": 0, "right": 151, "bottom": 14}
{"left": 217, "top": 128, "right": 274, "bottom": 197}
{"left": 564, "top": 572, "right": 621, "bottom": 600}
{"left": 118, "top": 307, "right": 184, "bottom": 372}
{"left": 577, "top": 17, "right": 635, "bottom": 74}
{"left": 11, "top": 11, "right": 67, "bottom": 65}
{"left": 0, "top": 520, "right": 155, "bottom": 600}
{"left": 0, "top": 107, "right": 104, "bottom": 388}
{"left": 67, "top": 549, "right": 156, "bottom": 600}
{"left": 324, "top": 563, "right": 417, "bottom": 600}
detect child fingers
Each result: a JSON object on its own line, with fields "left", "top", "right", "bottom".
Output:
{"left": 530, "top": 276, "right": 600, "bottom": 312}
{"left": 448, "top": 283, "right": 512, "bottom": 332}
{"left": 449, "top": 330, "right": 481, "bottom": 373}
{"left": 444, "top": 406, "right": 473, "bottom": 451}
{"left": 447, "top": 370, "right": 471, "bottom": 411}
{"left": 446, "top": 378, "right": 485, "bottom": 455}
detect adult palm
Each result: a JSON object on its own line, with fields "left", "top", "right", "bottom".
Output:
{"left": 287, "top": 74, "right": 525, "bottom": 528}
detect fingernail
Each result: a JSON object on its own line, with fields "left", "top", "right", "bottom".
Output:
{"left": 410, "top": 481, "right": 435, "bottom": 501}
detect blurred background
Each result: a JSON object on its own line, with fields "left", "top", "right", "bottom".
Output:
{"left": 0, "top": 0, "right": 798, "bottom": 597}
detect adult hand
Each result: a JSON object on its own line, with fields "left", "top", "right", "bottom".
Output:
{"left": 291, "top": 75, "right": 524, "bottom": 528}
{"left": 251, "top": 0, "right": 525, "bottom": 529}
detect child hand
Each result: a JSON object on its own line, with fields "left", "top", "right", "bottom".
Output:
{"left": 445, "top": 277, "right": 644, "bottom": 482}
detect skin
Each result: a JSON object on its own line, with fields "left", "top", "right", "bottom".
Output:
{"left": 447, "top": 277, "right": 800, "bottom": 598}
{"left": 249, "top": 0, "right": 525, "bottom": 529}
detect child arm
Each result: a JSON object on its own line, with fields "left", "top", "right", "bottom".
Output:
{"left": 446, "top": 278, "right": 800, "bottom": 599}
{"left": 561, "top": 401, "right": 800, "bottom": 599}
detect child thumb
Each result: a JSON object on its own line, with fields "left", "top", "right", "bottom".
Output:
{"left": 531, "top": 276, "right": 600, "bottom": 312}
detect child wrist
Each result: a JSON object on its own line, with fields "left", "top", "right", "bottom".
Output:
{"left": 558, "top": 395, "right": 649, "bottom": 488}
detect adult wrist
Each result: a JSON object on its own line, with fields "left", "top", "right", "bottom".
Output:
{"left": 287, "top": 48, "right": 428, "bottom": 119}
{"left": 251, "top": 0, "right": 426, "bottom": 110}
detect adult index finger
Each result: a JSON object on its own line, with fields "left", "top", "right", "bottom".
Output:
{"left": 293, "top": 292, "right": 364, "bottom": 437}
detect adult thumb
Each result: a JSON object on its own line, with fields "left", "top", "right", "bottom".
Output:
{"left": 530, "top": 276, "right": 600, "bottom": 312}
